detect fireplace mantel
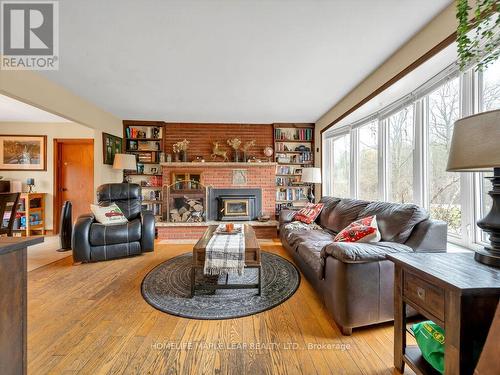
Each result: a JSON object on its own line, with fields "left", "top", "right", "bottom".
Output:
{"left": 160, "top": 162, "right": 276, "bottom": 167}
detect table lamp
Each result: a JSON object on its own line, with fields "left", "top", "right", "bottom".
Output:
{"left": 112, "top": 154, "right": 137, "bottom": 183}
{"left": 447, "top": 109, "right": 500, "bottom": 267}
{"left": 26, "top": 178, "right": 35, "bottom": 193}
{"left": 301, "top": 167, "right": 322, "bottom": 202}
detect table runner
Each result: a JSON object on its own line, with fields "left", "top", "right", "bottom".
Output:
{"left": 204, "top": 224, "right": 245, "bottom": 276}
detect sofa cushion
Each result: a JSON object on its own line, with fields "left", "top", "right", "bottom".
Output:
{"left": 295, "top": 203, "right": 324, "bottom": 224}
{"left": 89, "top": 218, "right": 142, "bottom": 246}
{"left": 323, "top": 198, "right": 371, "bottom": 233}
{"left": 318, "top": 197, "right": 342, "bottom": 227}
{"left": 320, "top": 241, "right": 413, "bottom": 264}
{"left": 282, "top": 222, "right": 334, "bottom": 251}
{"left": 334, "top": 215, "right": 380, "bottom": 243}
{"left": 295, "top": 230, "right": 336, "bottom": 277}
{"left": 357, "top": 201, "right": 429, "bottom": 243}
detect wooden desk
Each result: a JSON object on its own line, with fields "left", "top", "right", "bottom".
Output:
{"left": 0, "top": 237, "right": 44, "bottom": 375}
{"left": 388, "top": 253, "right": 500, "bottom": 375}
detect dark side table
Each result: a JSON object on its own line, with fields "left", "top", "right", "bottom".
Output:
{"left": 387, "top": 252, "right": 500, "bottom": 375}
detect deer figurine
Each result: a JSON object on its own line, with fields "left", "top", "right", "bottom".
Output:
{"left": 211, "top": 141, "right": 229, "bottom": 162}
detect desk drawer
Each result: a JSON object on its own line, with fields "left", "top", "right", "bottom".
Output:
{"left": 403, "top": 271, "right": 444, "bottom": 321}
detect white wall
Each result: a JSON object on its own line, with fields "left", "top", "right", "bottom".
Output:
{"left": 0, "top": 121, "right": 119, "bottom": 230}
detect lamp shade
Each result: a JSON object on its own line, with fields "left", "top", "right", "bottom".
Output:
{"left": 112, "top": 153, "right": 137, "bottom": 171}
{"left": 447, "top": 109, "right": 500, "bottom": 172}
{"left": 301, "top": 167, "right": 322, "bottom": 183}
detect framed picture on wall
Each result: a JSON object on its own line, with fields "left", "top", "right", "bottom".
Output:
{"left": 0, "top": 135, "right": 47, "bottom": 171}
{"left": 102, "top": 132, "right": 123, "bottom": 165}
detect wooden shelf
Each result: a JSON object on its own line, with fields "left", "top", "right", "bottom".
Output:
{"left": 126, "top": 138, "right": 162, "bottom": 141}
{"left": 275, "top": 140, "right": 312, "bottom": 143}
{"left": 276, "top": 174, "right": 302, "bottom": 177}
{"left": 126, "top": 173, "right": 162, "bottom": 177}
{"left": 404, "top": 346, "right": 440, "bottom": 375}
{"left": 14, "top": 193, "right": 46, "bottom": 237}
{"left": 126, "top": 149, "right": 161, "bottom": 153}
{"left": 275, "top": 151, "right": 309, "bottom": 154}
{"left": 277, "top": 162, "right": 313, "bottom": 166}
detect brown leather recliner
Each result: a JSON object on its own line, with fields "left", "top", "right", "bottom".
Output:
{"left": 279, "top": 197, "right": 447, "bottom": 335}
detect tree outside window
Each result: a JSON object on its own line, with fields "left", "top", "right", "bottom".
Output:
{"left": 358, "top": 122, "right": 378, "bottom": 201}
{"left": 428, "top": 77, "right": 461, "bottom": 235}
{"left": 388, "top": 106, "right": 414, "bottom": 203}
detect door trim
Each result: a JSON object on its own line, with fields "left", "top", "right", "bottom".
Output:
{"left": 53, "top": 139, "right": 94, "bottom": 234}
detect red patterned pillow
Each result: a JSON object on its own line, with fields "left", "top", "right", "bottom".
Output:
{"left": 334, "top": 215, "right": 381, "bottom": 243}
{"left": 294, "top": 203, "right": 324, "bottom": 224}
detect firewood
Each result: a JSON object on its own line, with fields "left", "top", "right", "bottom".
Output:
{"left": 193, "top": 204, "right": 203, "bottom": 212}
{"left": 171, "top": 213, "right": 181, "bottom": 222}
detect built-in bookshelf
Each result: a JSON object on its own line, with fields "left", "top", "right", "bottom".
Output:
{"left": 123, "top": 120, "right": 165, "bottom": 217}
{"left": 273, "top": 123, "right": 315, "bottom": 216}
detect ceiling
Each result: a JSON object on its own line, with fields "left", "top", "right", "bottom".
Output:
{"left": 42, "top": 0, "right": 451, "bottom": 123}
{"left": 0, "top": 94, "right": 70, "bottom": 122}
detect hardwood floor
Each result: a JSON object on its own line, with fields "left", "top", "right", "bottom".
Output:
{"left": 28, "top": 241, "right": 414, "bottom": 374}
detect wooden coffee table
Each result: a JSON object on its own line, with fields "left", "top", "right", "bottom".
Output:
{"left": 191, "top": 224, "right": 262, "bottom": 297}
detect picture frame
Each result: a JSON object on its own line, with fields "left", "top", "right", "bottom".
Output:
{"left": 102, "top": 132, "right": 123, "bottom": 165}
{"left": 232, "top": 169, "right": 247, "bottom": 185}
{"left": 0, "top": 135, "right": 47, "bottom": 171}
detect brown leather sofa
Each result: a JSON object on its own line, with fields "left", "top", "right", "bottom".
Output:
{"left": 279, "top": 197, "right": 447, "bottom": 335}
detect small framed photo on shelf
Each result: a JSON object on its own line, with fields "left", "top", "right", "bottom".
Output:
{"left": 150, "top": 167, "right": 158, "bottom": 174}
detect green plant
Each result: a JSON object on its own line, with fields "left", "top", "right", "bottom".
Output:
{"left": 456, "top": 0, "right": 500, "bottom": 71}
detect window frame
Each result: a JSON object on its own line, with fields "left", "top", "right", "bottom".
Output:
{"left": 321, "top": 54, "right": 499, "bottom": 250}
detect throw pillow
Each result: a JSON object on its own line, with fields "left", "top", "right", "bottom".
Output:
{"left": 294, "top": 203, "right": 324, "bottom": 224}
{"left": 91, "top": 203, "right": 128, "bottom": 225}
{"left": 333, "top": 215, "right": 381, "bottom": 243}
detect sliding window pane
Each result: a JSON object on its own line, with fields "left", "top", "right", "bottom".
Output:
{"left": 358, "top": 122, "right": 378, "bottom": 200}
{"left": 482, "top": 58, "right": 500, "bottom": 111}
{"left": 388, "top": 106, "right": 414, "bottom": 203}
{"left": 332, "top": 134, "right": 350, "bottom": 198}
{"left": 428, "top": 77, "right": 461, "bottom": 235}
{"left": 477, "top": 60, "right": 500, "bottom": 242}
{"left": 322, "top": 138, "right": 333, "bottom": 196}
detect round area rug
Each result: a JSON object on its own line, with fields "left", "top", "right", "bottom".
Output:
{"left": 141, "top": 252, "right": 300, "bottom": 319}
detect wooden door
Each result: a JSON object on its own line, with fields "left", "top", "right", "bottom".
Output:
{"left": 54, "top": 140, "right": 94, "bottom": 232}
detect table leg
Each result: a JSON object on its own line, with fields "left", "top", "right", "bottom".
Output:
{"left": 394, "top": 265, "right": 406, "bottom": 373}
{"left": 257, "top": 266, "right": 262, "bottom": 296}
{"left": 190, "top": 267, "right": 195, "bottom": 298}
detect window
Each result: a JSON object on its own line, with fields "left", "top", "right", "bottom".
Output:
{"left": 321, "top": 50, "right": 499, "bottom": 248}
{"left": 357, "top": 121, "right": 379, "bottom": 200}
{"left": 476, "top": 59, "right": 500, "bottom": 242}
{"left": 332, "top": 134, "right": 350, "bottom": 198}
{"left": 481, "top": 58, "right": 500, "bottom": 111}
{"left": 387, "top": 106, "right": 414, "bottom": 203}
{"left": 427, "top": 77, "right": 462, "bottom": 235}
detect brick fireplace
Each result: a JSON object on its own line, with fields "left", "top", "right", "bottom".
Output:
{"left": 157, "top": 162, "right": 277, "bottom": 240}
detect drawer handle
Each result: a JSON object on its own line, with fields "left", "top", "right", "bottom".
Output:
{"left": 417, "top": 287, "right": 426, "bottom": 300}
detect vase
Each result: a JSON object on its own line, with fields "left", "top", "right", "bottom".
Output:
{"left": 233, "top": 150, "right": 240, "bottom": 162}
{"left": 174, "top": 152, "right": 180, "bottom": 162}
{"left": 181, "top": 150, "right": 188, "bottom": 162}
